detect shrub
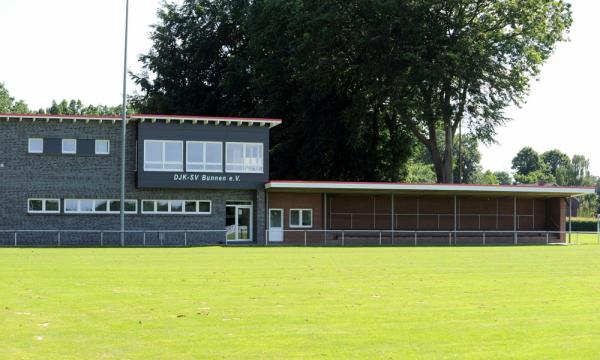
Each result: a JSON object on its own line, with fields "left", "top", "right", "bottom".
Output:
{"left": 568, "top": 217, "right": 599, "bottom": 232}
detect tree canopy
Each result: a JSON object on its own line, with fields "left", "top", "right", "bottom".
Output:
{"left": 134, "top": 0, "right": 572, "bottom": 183}
{"left": 0, "top": 83, "right": 29, "bottom": 113}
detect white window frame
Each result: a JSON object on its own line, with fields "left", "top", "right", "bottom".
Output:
{"left": 186, "top": 141, "right": 223, "bottom": 173}
{"left": 62, "top": 139, "right": 77, "bottom": 154}
{"left": 290, "top": 208, "right": 313, "bottom": 228}
{"left": 27, "top": 198, "right": 60, "bottom": 214}
{"left": 64, "top": 199, "right": 138, "bottom": 214}
{"left": 225, "top": 142, "right": 264, "bottom": 173}
{"left": 95, "top": 140, "right": 110, "bottom": 155}
{"left": 141, "top": 200, "right": 212, "bottom": 215}
{"left": 28, "top": 138, "right": 44, "bottom": 154}
{"left": 143, "top": 140, "right": 184, "bottom": 172}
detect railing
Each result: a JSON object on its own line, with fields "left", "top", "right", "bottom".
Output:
{"left": 265, "top": 229, "right": 600, "bottom": 246}
{"left": 1, "top": 229, "right": 598, "bottom": 247}
{"left": 0, "top": 230, "right": 227, "bottom": 247}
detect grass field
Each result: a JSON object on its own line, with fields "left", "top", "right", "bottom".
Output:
{"left": 3, "top": 246, "right": 600, "bottom": 359}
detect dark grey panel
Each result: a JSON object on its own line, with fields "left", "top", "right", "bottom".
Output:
{"left": 45, "top": 138, "right": 62, "bottom": 154}
{"left": 77, "top": 139, "right": 95, "bottom": 155}
{"left": 137, "top": 123, "right": 270, "bottom": 190}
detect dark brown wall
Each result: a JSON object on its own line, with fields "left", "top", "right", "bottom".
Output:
{"left": 267, "top": 191, "right": 567, "bottom": 233}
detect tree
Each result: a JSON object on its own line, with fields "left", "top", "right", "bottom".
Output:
{"left": 134, "top": 0, "right": 571, "bottom": 183}
{"left": 371, "top": 0, "right": 572, "bottom": 183}
{"left": 0, "top": 83, "right": 30, "bottom": 113}
{"left": 477, "top": 170, "right": 498, "bottom": 185}
{"left": 133, "top": 0, "right": 414, "bottom": 181}
{"left": 453, "top": 135, "right": 482, "bottom": 184}
{"left": 41, "top": 99, "right": 126, "bottom": 116}
{"left": 541, "top": 149, "right": 571, "bottom": 185}
{"left": 405, "top": 161, "right": 437, "bottom": 183}
{"left": 512, "top": 147, "right": 544, "bottom": 176}
{"left": 494, "top": 171, "right": 512, "bottom": 185}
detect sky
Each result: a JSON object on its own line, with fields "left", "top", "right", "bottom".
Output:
{"left": 0, "top": 0, "right": 598, "bottom": 175}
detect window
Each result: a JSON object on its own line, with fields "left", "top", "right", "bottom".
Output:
{"left": 62, "top": 139, "right": 77, "bottom": 154}
{"left": 28, "top": 199, "right": 60, "bottom": 214}
{"left": 186, "top": 141, "right": 222, "bottom": 172}
{"left": 144, "top": 140, "right": 183, "bottom": 171}
{"left": 64, "top": 199, "right": 137, "bottom": 214}
{"left": 95, "top": 140, "right": 110, "bottom": 155}
{"left": 225, "top": 142, "right": 263, "bottom": 173}
{"left": 28, "top": 138, "right": 43, "bottom": 153}
{"left": 141, "top": 200, "right": 211, "bottom": 214}
{"left": 290, "top": 209, "right": 312, "bottom": 228}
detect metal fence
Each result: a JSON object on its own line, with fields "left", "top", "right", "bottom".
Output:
{"left": 0, "top": 230, "right": 227, "bottom": 247}
{"left": 265, "top": 229, "right": 600, "bottom": 247}
{"left": 0, "top": 229, "right": 598, "bottom": 247}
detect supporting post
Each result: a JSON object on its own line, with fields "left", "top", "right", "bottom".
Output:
{"left": 379, "top": 231, "right": 382, "bottom": 246}
{"left": 568, "top": 197, "right": 572, "bottom": 244}
{"left": 324, "top": 193, "right": 328, "bottom": 232}
{"left": 546, "top": 231, "right": 549, "bottom": 245}
{"left": 265, "top": 230, "right": 268, "bottom": 246}
{"left": 342, "top": 230, "right": 345, "bottom": 246}
{"left": 416, "top": 197, "right": 420, "bottom": 230}
{"left": 414, "top": 231, "right": 417, "bottom": 246}
{"left": 514, "top": 196, "right": 517, "bottom": 245}
{"left": 391, "top": 194, "right": 394, "bottom": 244}
{"left": 453, "top": 195, "right": 457, "bottom": 245}
{"left": 483, "top": 231, "right": 486, "bottom": 246}
{"left": 597, "top": 215, "right": 600, "bottom": 245}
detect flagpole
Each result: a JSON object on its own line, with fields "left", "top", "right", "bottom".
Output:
{"left": 120, "top": 0, "right": 130, "bottom": 247}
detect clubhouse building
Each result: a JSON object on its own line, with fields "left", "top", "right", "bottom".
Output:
{"left": 0, "top": 113, "right": 594, "bottom": 246}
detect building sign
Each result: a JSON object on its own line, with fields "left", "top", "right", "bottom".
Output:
{"left": 173, "top": 173, "right": 242, "bottom": 184}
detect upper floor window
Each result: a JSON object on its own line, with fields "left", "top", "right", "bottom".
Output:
{"left": 226, "top": 142, "right": 263, "bottom": 173}
{"left": 186, "top": 141, "right": 222, "bottom": 172}
{"left": 62, "top": 139, "right": 77, "bottom": 154}
{"left": 28, "top": 138, "right": 43, "bottom": 153}
{"left": 95, "top": 140, "right": 110, "bottom": 155}
{"left": 144, "top": 140, "right": 183, "bottom": 172}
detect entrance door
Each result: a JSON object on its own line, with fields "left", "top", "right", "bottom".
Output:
{"left": 226, "top": 202, "right": 253, "bottom": 241}
{"left": 269, "top": 209, "right": 284, "bottom": 242}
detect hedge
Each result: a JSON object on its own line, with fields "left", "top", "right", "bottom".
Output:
{"left": 568, "top": 217, "right": 599, "bottom": 232}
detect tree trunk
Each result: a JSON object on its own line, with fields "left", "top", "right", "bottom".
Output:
{"left": 429, "top": 123, "right": 454, "bottom": 184}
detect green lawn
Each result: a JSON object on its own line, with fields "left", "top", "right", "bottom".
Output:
{"left": 3, "top": 246, "right": 600, "bottom": 359}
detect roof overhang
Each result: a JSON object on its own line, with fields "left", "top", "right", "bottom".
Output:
{"left": 0, "top": 113, "right": 282, "bottom": 128}
{"left": 265, "top": 181, "right": 596, "bottom": 198}
{"left": 131, "top": 114, "right": 281, "bottom": 128}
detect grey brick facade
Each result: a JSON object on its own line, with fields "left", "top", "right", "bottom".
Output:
{"left": 0, "top": 118, "right": 269, "bottom": 244}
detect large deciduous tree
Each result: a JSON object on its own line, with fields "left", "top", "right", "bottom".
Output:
{"left": 370, "top": 0, "right": 572, "bottom": 183}
{"left": 133, "top": 0, "right": 572, "bottom": 183}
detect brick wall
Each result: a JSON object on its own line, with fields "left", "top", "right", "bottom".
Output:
{"left": 0, "top": 120, "right": 263, "bottom": 242}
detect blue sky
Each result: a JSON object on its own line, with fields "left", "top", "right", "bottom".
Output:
{"left": 0, "top": 0, "right": 597, "bottom": 176}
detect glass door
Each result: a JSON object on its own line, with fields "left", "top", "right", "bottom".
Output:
{"left": 226, "top": 202, "right": 253, "bottom": 241}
